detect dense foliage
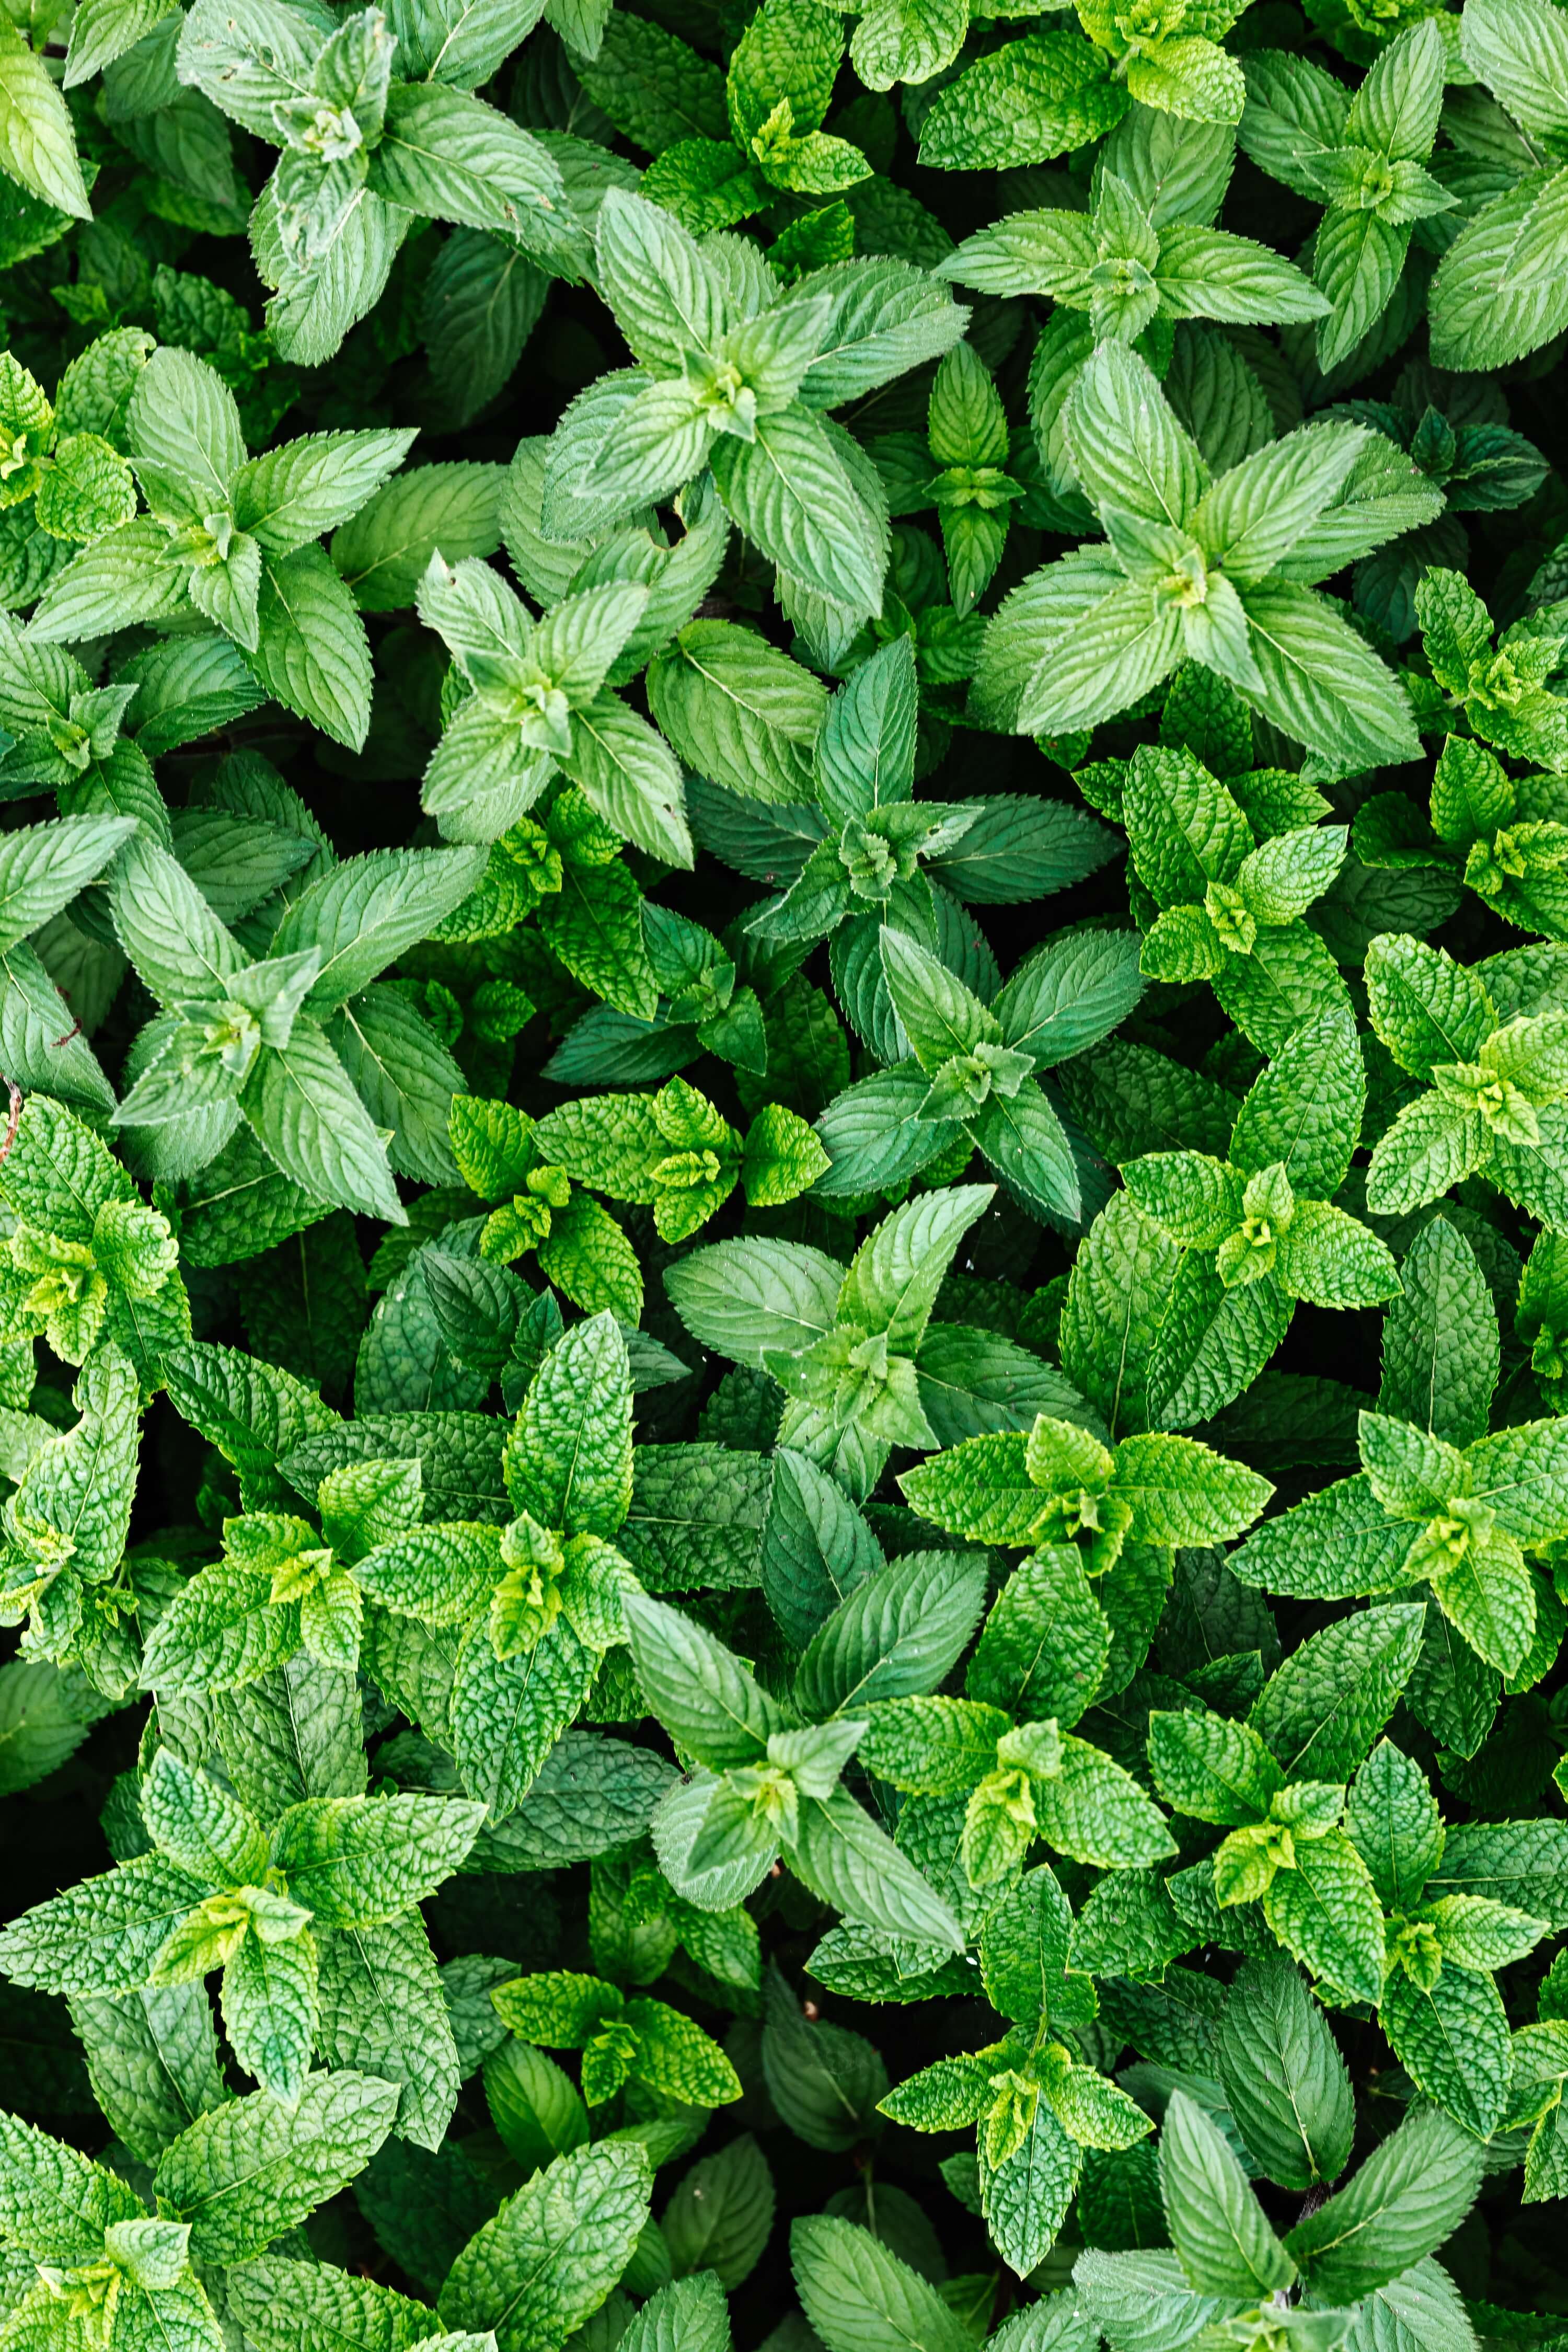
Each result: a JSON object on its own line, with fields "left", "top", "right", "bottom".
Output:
{"left": 6, "top": 0, "right": 1568, "bottom": 2349}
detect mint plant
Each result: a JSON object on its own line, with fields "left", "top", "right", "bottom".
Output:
{"left": 447, "top": 1089, "right": 648, "bottom": 1321}
{"left": 1348, "top": 1737, "right": 1550, "bottom": 2134}
{"left": 941, "top": 128, "right": 1329, "bottom": 361}
{"left": 1363, "top": 933, "right": 1568, "bottom": 1222}
{"left": 416, "top": 552, "right": 693, "bottom": 864}
{"left": 29, "top": 346, "right": 413, "bottom": 747}
{"left": 176, "top": 0, "right": 575, "bottom": 364}
{"left": 917, "top": 1, "right": 1252, "bottom": 177}
{"left": 1112, "top": 741, "right": 1350, "bottom": 1051}
{"left": 0, "top": 1743, "right": 483, "bottom": 2105}
{"left": 544, "top": 191, "right": 964, "bottom": 642}
{"left": 0, "top": 1093, "right": 186, "bottom": 1385}
{"left": 491, "top": 1966, "right": 743, "bottom": 2107}
{"left": 635, "top": 0, "right": 871, "bottom": 238}
{"left": 1353, "top": 734, "right": 1568, "bottom": 939}
{"left": 1121, "top": 1002, "right": 1401, "bottom": 1422}
{"left": 0, "top": 345, "right": 138, "bottom": 547}
{"left": 974, "top": 340, "right": 1436, "bottom": 774}
{"left": 1428, "top": 0, "right": 1568, "bottom": 372}
{"left": 869, "top": 343, "right": 1024, "bottom": 619}
{"left": 5, "top": 0, "right": 1568, "bottom": 2333}
{"left": 1149, "top": 1700, "right": 1388, "bottom": 2002}
{"left": 1238, "top": 19, "right": 1455, "bottom": 373}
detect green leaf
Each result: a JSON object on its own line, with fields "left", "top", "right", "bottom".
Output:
{"left": 901, "top": 1430, "right": 1037, "bottom": 1547}
{"left": 1344, "top": 1738, "right": 1442, "bottom": 1919}
{"left": 269, "top": 1792, "right": 485, "bottom": 1926}
{"left": 1229, "top": 1473, "right": 1412, "bottom": 1603}
{"left": 1249, "top": 1605, "right": 1425, "bottom": 1783}
{"left": 1060, "top": 1193, "right": 1182, "bottom": 1440}
{"left": 711, "top": 408, "right": 886, "bottom": 617}
{"left": 1157, "top": 2086, "right": 1295, "bottom": 2298}
{"left": 625, "top": 1994, "right": 742, "bottom": 2105}
{"left": 1380, "top": 1958, "right": 1514, "bottom": 2140}
{"left": 840, "top": 1185, "right": 993, "bottom": 1352}
{"left": 334, "top": 463, "right": 505, "bottom": 612}
{"left": 0, "top": 1851, "right": 211, "bottom": 1999}
{"left": 791, "top": 2214, "right": 972, "bottom": 2352}
{"left": 1074, "top": 2250, "right": 1226, "bottom": 2352}
{"left": 1215, "top": 1954, "right": 1353, "bottom": 2192}
{"left": 762, "top": 1965, "right": 890, "bottom": 2148}
{"left": 982, "top": 2092, "right": 1081, "bottom": 2275}
{"left": 0, "top": 1662, "right": 113, "bottom": 1796}
{"left": 1148, "top": 1707, "right": 1282, "bottom": 1828}
{"left": 661, "top": 2138, "right": 773, "bottom": 2289}
{"left": 785, "top": 1786, "right": 965, "bottom": 1951}
{"left": 1237, "top": 582, "right": 1420, "bottom": 770}
{"left": 616, "top": 1444, "right": 769, "bottom": 1595}
{"left": 1429, "top": 167, "right": 1568, "bottom": 373}
{"left": 563, "top": 691, "right": 692, "bottom": 869}
{"left": 759, "top": 1447, "right": 883, "bottom": 1649}
{"left": 235, "top": 429, "right": 415, "bottom": 558}
{"left": 979, "top": 1861, "right": 1086, "bottom": 2024}
{"left": 594, "top": 186, "right": 725, "bottom": 373}
{"left": 162, "top": 1340, "right": 339, "bottom": 1512}
{"left": 155, "top": 2071, "right": 401, "bottom": 2266}
{"left": 1460, "top": 0, "right": 1568, "bottom": 138}
{"left": 13, "top": 1343, "right": 141, "bottom": 1584}
{"left": 0, "top": 2105, "right": 145, "bottom": 2259}
{"left": 437, "top": 2140, "right": 651, "bottom": 2351}
{"left": 796, "top": 262, "right": 969, "bottom": 411}
{"left": 2, "top": 818, "right": 135, "bottom": 960}
{"left": 647, "top": 621, "right": 826, "bottom": 806}
{"left": 252, "top": 545, "right": 375, "bottom": 751}
{"left": 1033, "top": 1736, "right": 1177, "bottom": 1871}
{"left": 616, "top": 2274, "right": 732, "bottom": 2352}
{"left": 368, "top": 84, "right": 566, "bottom": 245}
{"left": 1283, "top": 2105, "right": 1483, "bottom": 2300}
{"left": 0, "top": 21, "right": 91, "bottom": 216}
{"left": 796, "top": 1550, "right": 988, "bottom": 1719}
{"left": 918, "top": 33, "right": 1127, "bottom": 172}
{"left": 485, "top": 2038, "right": 589, "bottom": 2173}
{"left": 1230, "top": 1001, "right": 1364, "bottom": 1200}
{"left": 1114, "top": 1433, "right": 1273, "bottom": 1545}
{"left": 451, "top": 1618, "right": 597, "bottom": 1818}
{"left": 225, "top": 2257, "right": 436, "bottom": 2352}
{"left": 1145, "top": 1252, "right": 1293, "bottom": 1432}
{"left": 665, "top": 1236, "right": 843, "bottom": 1367}
{"left": 968, "top": 1546, "right": 1110, "bottom": 1728}
{"left": 575, "top": 11, "right": 728, "bottom": 150}
{"left": 316, "top": 1913, "right": 461, "bottom": 2153}
{"left": 236, "top": 1019, "right": 402, "bottom": 1224}
{"left": 539, "top": 861, "right": 659, "bottom": 1021}
{"left": 1378, "top": 1215, "right": 1498, "bottom": 1448}
{"left": 1262, "top": 1830, "right": 1387, "bottom": 2008}
{"left": 504, "top": 1311, "right": 632, "bottom": 1541}
{"left": 623, "top": 1588, "right": 783, "bottom": 1769}
{"left": 850, "top": 0, "right": 965, "bottom": 94}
